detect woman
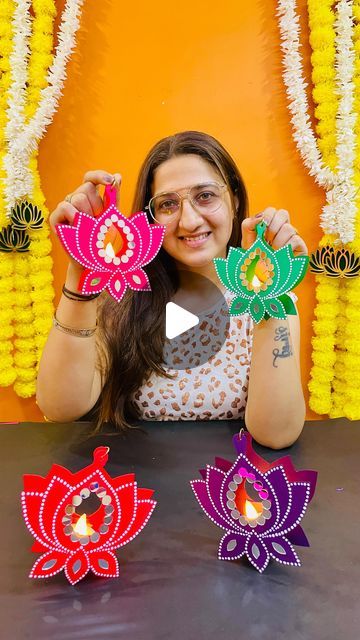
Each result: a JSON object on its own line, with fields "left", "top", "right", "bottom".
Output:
{"left": 36, "top": 131, "right": 307, "bottom": 448}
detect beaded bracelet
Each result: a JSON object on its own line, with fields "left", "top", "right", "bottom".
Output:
{"left": 62, "top": 284, "right": 100, "bottom": 301}
{"left": 53, "top": 311, "right": 97, "bottom": 338}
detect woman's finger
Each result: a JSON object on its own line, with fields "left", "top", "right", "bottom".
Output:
{"left": 111, "top": 173, "right": 121, "bottom": 208}
{"left": 49, "top": 201, "right": 78, "bottom": 235}
{"left": 83, "top": 169, "right": 115, "bottom": 186}
{"left": 83, "top": 171, "right": 122, "bottom": 210}
{"left": 241, "top": 207, "right": 277, "bottom": 250}
{"left": 263, "top": 208, "right": 290, "bottom": 244}
{"left": 76, "top": 182, "right": 103, "bottom": 216}
{"left": 67, "top": 191, "right": 93, "bottom": 215}
{"left": 288, "top": 234, "right": 308, "bottom": 256}
{"left": 271, "top": 223, "right": 298, "bottom": 249}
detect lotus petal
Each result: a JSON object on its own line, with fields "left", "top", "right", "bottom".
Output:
{"left": 226, "top": 247, "right": 244, "bottom": 290}
{"left": 264, "top": 466, "right": 291, "bottom": 530}
{"left": 107, "top": 273, "right": 128, "bottom": 303}
{"left": 76, "top": 212, "right": 116, "bottom": 269}
{"left": 191, "top": 480, "right": 233, "bottom": 531}
{"left": 21, "top": 492, "right": 46, "bottom": 546}
{"left": 129, "top": 212, "right": 166, "bottom": 268}
{"left": 113, "top": 499, "right": 157, "bottom": 549}
{"left": 249, "top": 297, "right": 265, "bottom": 323}
{"left": 108, "top": 482, "right": 137, "bottom": 545}
{"left": 79, "top": 269, "right": 112, "bottom": 294}
{"left": 58, "top": 213, "right": 94, "bottom": 269}
{"left": 213, "top": 257, "right": 238, "bottom": 292}
{"left": 124, "top": 268, "right": 151, "bottom": 292}
{"left": 89, "top": 550, "right": 119, "bottom": 577}
{"left": 230, "top": 298, "right": 250, "bottom": 315}
{"left": 278, "top": 293, "right": 297, "bottom": 316}
{"left": 206, "top": 466, "right": 228, "bottom": 521}
{"left": 65, "top": 548, "right": 90, "bottom": 585}
{"left": 214, "top": 457, "right": 233, "bottom": 473}
{"left": 218, "top": 532, "right": 246, "bottom": 561}
{"left": 245, "top": 533, "right": 270, "bottom": 573}
{"left": 40, "top": 476, "right": 72, "bottom": 548}
{"left": 279, "top": 483, "right": 311, "bottom": 534}
{"left": 263, "top": 297, "right": 286, "bottom": 320}
{"left": 29, "top": 550, "right": 67, "bottom": 579}
{"left": 265, "top": 536, "right": 301, "bottom": 566}
{"left": 287, "top": 524, "right": 309, "bottom": 547}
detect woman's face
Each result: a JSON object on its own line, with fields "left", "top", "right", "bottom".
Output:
{"left": 151, "top": 154, "right": 236, "bottom": 269}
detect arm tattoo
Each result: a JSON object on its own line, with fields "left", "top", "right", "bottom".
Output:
{"left": 272, "top": 326, "right": 292, "bottom": 368}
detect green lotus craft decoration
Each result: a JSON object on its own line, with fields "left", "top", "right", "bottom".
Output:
{"left": 213, "top": 221, "right": 309, "bottom": 323}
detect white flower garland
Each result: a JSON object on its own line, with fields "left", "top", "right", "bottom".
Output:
{"left": 16, "top": 0, "right": 84, "bottom": 156}
{"left": 277, "top": 0, "right": 357, "bottom": 244}
{"left": 3, "top": 0, "right": 84, "bottom": 215}
{"left": 321, "top": 0, "right": 357, "bottom": 243}
{"left": 277, "top": 0, "right": 335, "bottom": 190}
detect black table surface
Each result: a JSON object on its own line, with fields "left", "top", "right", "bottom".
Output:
{"left": 0, "top": 418, "right": 359, "bottom": 640}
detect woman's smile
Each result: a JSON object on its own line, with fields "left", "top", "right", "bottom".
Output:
{"left": 178, "top": 231, "right": 212, "bottom": 247}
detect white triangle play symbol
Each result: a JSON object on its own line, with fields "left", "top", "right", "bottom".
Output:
{"left": 165, "top": 302, "right": 199, "bottom": 339}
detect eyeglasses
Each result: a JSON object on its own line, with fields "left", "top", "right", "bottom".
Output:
{"left": 145, "top": 182, "right": 228, "bottom": 225}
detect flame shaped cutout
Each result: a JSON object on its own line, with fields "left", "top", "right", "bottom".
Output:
{"left": 73, "top": 514, "right": 95, "bottom": 536}
{"left": 244, "top": 500, "right": 261, "bottom": 520}
{"left": 104, "top": 224, "right": 125, "bottom": 257}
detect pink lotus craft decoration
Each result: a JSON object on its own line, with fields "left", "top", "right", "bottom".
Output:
{"left": 56, "top": 185, "right": 166, "bottom": 302}
{"left": 21, "top": 447, "right": 156, "bottom": 585}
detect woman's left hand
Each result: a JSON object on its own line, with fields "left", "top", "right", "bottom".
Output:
{"left": 241, "top": 207, "right": 308, "bottom": 256}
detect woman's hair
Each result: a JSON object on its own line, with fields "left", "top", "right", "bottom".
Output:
{"left": 93, "top": 131, "right": 248, "bottom": 431}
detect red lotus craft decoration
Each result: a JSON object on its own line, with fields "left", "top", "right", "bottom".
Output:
{"left": 56, "top": 185, "right": 166, "bottom": 302}
{"left": 21, "top": 447, "right": 156, "bottom": 585}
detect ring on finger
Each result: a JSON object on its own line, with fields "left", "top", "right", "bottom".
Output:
{"left": 65, "top": 193, "right": 74, "bottom": 204}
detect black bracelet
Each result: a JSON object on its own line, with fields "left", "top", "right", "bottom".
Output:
{"left": 62, "top": 284, "right": 101, "bottom": 301}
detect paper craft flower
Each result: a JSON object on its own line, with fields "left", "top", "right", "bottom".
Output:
{"left": 21, "top": 447, "right": 156, "bottom": 585}
{"left": 310, "top": 245, "right": 360, "bottom": 278}
{"left": 10, "top": 201, "right": 44, "bottom": 230}
{"left": 56, "top": 185, "right": 166, "bottom": 302}
{"left": 190, "top": 431, "right": 317, "bottom": 573}
{"left": 213, "top": 221, "right": 309, "bottom": 322}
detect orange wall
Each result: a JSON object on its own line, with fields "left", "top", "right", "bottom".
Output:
{"left": 0, "top": 0, "right": 324, "bottom": 422}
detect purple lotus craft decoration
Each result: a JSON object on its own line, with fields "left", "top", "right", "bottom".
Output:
{"left": 190, "top": 431, "right": 317, "bottom": 573}
{"left": 56, "top": 185, "right": 166, "bottom": 303}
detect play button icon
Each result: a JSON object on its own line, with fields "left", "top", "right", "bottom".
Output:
{"left": 162, "top": 271, "right": 230, "bottom": 371}
{"left": 165, "top": 302, "right": 199, "bottom": 339}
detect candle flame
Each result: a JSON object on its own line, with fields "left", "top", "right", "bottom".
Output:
{"left": 245, "top": 500, "right": 259, "bottom": 520}
{"left": 251, "top": 274, "right": 262, "bottom": 288}
{"left": 104, "top": 225, "right": 124, "bottom": 258}
{"left": 105, "top": 242, "right": 115, "bottom": 259}
{"left": 73, "top": 513, "right": 94, "bottom": 536}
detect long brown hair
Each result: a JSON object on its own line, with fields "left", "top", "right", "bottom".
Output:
{"left": 93, "top": 131, "right": 248, "bottom": 431}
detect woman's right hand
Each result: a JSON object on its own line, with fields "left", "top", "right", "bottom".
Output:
{"left": 49, "top": 170, "right": 121, "bottom": 273}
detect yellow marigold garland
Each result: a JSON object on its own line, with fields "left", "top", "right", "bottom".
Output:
{"left": 307, "top": 0, "right": 341, "bottom": 415}
{"left": 11, "top": 0, "right": 56, "bottom": 397}
{"left": 340, "top": 0, "right": 360, "bottom": 419}
{"left": 0, "top": 0, "right": 16, "bottom": 388}
{"left": 25, "top": 0, "right": 56, "bottom": 123}
{"left": 1, "top": 0, "right": 83, "bottom": 399}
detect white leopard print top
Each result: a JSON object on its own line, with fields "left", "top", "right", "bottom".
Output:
{"left": 131, "top": 290, "right": 297, "bottom": 421}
